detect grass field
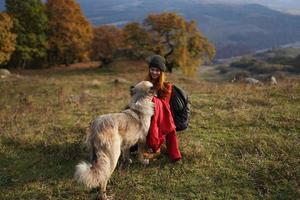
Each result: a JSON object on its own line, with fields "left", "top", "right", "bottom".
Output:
{"left": 0, "top": 59, "right": 299, "bottom": 199}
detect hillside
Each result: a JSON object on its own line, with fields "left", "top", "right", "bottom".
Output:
{"left": 0, "top": 59, "right": 299, "bottom": 199}
{"left": 1, "top": 0, "right": 300, "bottom": 58}
{"left": 76, "top": 0, "right": 300, "bottom": 58}
{"left": 212, "top": 47, "right": 300, "bottom": 81}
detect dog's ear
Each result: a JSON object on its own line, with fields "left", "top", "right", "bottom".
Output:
{"left": 148, "top": 86, "right": 155, "bottom": 94}
{"left": 130, "top": 85, "right": 135, "bottom": 96}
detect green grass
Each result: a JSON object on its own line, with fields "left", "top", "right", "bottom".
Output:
{"left": 0, "top": 60, "right": 299, "bottom": 199}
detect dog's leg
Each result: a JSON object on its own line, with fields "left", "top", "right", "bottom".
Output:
{"left": 98, "top": 182, "right": 107, "bottom": 200}
{"left": 138, "top": 141, "right": 149, "bottom": 165}
{"left": 119, "top": 149, "right": 132, "bottom": 170}
{"left": 95, "top": 134, "right": 121, "bottom": 200}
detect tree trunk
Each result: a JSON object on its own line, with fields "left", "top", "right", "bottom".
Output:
{"left": 165, "top": 48, "right": 174, "bottom": 73}
{"left": 166, "top": 61, "right": 173, "bottom": 73}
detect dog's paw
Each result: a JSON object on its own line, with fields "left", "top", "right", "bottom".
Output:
{"left": 127, "top": 158, "right": 133, "bottom": 165}
{"left": 141, "top": 158, "right": 149, "bottom": 165}
{"left": 96, "top": 193, "right": 114, "bottom": 200}
{"left": 118, "top": 158, "right": 133, "bottom": 171}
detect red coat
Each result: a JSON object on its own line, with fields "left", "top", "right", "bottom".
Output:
{"left": 147, "top": 87, "right": 182, "bottom": 161}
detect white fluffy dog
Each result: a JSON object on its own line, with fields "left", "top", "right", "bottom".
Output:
{"left": 74, "top": 81, "right": 154, "bottom": 200}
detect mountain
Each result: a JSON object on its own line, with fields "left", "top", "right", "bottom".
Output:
{"left": 76, "top": 0, "right": 300, "bottom": 58}
{"left": 1, "top": 0, "right": 300, "bottom": 58}
{"left": 197, "top": 0, "right": 300, "bottom": 15}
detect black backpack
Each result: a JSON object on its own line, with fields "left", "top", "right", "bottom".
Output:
{"left": 170, "top": 85, "right": 190, "bottom": 131}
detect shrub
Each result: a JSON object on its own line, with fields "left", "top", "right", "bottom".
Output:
{"left": 234, "top": 71, "right": 250, "bottom": 80}
{"left": 230, "top": 58, "right": 256, "bottom": 69}
{"left": 217, "top": 65, "right": 230, "bottom": 74}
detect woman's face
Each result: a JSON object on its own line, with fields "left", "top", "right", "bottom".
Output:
{"left": 149, "top": 67, "right": 161, "bottom": 80}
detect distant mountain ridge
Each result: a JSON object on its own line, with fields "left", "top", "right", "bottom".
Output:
{"left": 77, "top": 0, "right": 300, "bottom": 58}
{"left": 1, "top": 0, "right": 300, "bottom": 58}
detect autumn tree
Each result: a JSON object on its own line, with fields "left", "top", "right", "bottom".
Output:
{"left": 123, "top": 22, "right": 150, "bottom": 58}
{"left": 46, "top": 0, "right": 93, "bottom": 66}
{"left": 144, "top": 12, "right": 215, "bottom": 74}
{"left": 174, "top": 20, "right": 215, "bottom": 75}
{"left": 91, "top": 25, "right": 124, "bottom": 64}
{"left": 5, "top": 0, "right": 48, "bottom": 68}
{"left": 0, "top": 12, "right": 16, "bottom": 65}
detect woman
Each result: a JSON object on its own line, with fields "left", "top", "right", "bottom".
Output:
{"left": 145, "top": 54, "right": 182, "bottom": 162}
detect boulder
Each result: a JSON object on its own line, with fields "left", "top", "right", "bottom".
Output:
{"left": 0, "top": 69, "right": 11, "bottom": 77}
{"left": 111, "top": 78, "right": 130, "bottom": 84}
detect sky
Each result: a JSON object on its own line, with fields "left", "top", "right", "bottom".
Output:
{"left": 197, "top": 0, "right": 300, "bottom": 14}
{"left": 1, "top": 0, "right": 300, "bottom": 14}
{"left": 198, "top": 0, "right": 299, "bottom": 5}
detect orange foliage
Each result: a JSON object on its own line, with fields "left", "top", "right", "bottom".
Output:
{"left": 144, "top": 12, "right": 215, "bottom": 74}
{"left": 0, "top": 12, "right": 16, "bottom": 64}
{"left": 123, "top": 22, "right": 149, "bottom": 51}
{"left": 46, "top": 0, "right": 93, "bottom": 65}
{"left": 91, "top": 25, "right": 125, "bottom": 64}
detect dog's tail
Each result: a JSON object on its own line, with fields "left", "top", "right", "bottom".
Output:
{"left": 74, "top": 161, "right": 98, "bottom": 188}
{"left": 74, "top": 147, "right": 110, "bottom": 188}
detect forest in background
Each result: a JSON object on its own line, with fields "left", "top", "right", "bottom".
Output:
{"left": 0, "top": 0, "right": 215, "bottom": 76}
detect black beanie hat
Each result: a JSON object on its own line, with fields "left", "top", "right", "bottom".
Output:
{"left": 149, "top": 55, "right": 166, "bottom": 72}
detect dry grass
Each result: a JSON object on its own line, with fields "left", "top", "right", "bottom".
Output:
{"left": 0, "top": 59, "right": 299, "bottom": 199}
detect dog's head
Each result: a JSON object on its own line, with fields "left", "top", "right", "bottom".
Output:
{"left": 130, "top": 81, "right": 154, "bottom": 97}
{"left": 129, "top": 81, "right": 155, "bottom": 115}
